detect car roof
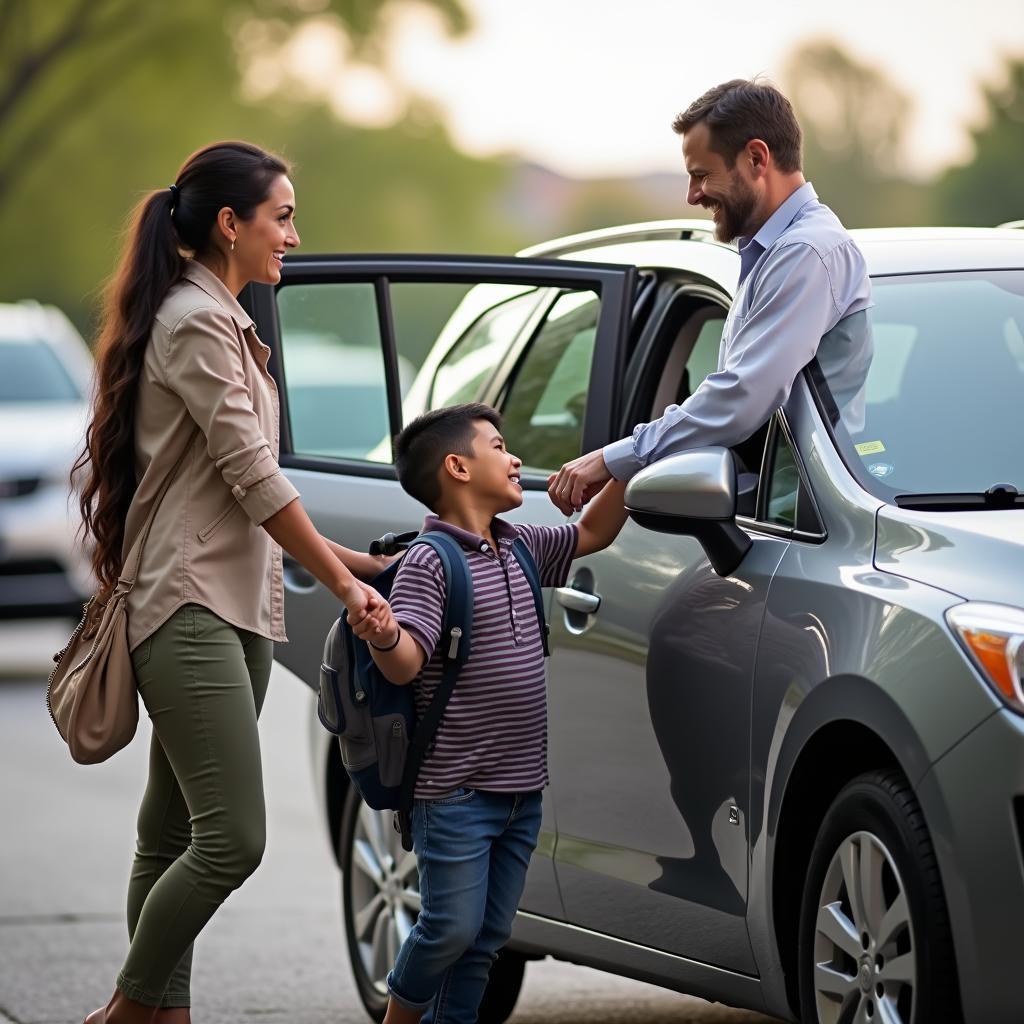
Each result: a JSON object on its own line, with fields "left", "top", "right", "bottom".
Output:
{"left": 519, "top": 221, "right": 1024, "bottom": 294}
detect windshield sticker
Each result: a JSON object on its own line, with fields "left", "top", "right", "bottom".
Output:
{"left": 868, "top": 462, "right": 895, "bottom": 479}
{"left": 855, "top": 440, "right": 886, "bottom": 456}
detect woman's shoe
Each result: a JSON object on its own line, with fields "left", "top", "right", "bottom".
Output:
{"left": 83, "top": 988, "right": 158, "bottom": 1024}
{"left": 153, "top": 1010, "right": 191, "bottom": 1023}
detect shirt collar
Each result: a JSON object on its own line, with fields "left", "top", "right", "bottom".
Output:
{"left": 182, "top": 260, "right": 256, "bottom": 331}
{"left": 422, "top": 514, "right": 517, "bottom": 555}
{"left": 741, "top": 180, "right": 818, "bottom": 254}
{"left": 736, "top": 181, "right": 817, "bottom": 286}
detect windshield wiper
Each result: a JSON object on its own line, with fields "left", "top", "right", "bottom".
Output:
{"left": 895, "top": 484, "right": 1024, "bottom": 511}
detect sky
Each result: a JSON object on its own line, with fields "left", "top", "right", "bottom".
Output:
{"left": 273, "top": 0, "right": 1024, "bottom": 180}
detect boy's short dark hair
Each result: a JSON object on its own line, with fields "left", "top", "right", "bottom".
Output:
{"left": 394, "top": 403, "right": 503, "bottom": 511}
{"left": 672, "top": 78, "right": 803, "bottom": 173}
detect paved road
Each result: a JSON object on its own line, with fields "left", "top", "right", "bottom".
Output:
{"left": 0, "top": 622, "right": 780, "bottom": 1024}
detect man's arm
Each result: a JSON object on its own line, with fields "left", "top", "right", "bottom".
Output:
{"left": 574, "top": 479, "right": 628, "bottom": 558}
{"left": 604, "top": 243, "right": 841, "bottom": 478}
{"left": 549, "top": 242, "right": 850, "bottom": 512}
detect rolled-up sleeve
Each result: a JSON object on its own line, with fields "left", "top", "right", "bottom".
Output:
{"left": 163, "top": 305, "right": 299, "bottom": 525}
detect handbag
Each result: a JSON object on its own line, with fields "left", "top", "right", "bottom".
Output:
{"left": 45, "top": 428, "right": 198, "bottom": 764}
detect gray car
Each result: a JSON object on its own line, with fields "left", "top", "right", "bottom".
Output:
{"left": 242, "top": 223, "right": 1024, "bottom": 1024}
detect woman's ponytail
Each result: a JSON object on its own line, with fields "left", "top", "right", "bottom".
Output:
{"left": 73, "top": 142, "right": 288, "bottom": 596}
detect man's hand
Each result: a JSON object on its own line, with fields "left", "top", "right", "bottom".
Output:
{"left": 547, "top": 449, "right": 613, "bottom": 515}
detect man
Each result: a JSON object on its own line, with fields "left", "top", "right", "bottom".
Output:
{"left": 548, "top": 78, "right": 872, "bottom": 513}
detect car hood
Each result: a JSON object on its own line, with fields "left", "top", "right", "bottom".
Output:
{"left": 0, "top": 403, "right": 89, "bottom": 479}
{"left": 874, "top": 505, "right": 1024, "bottom": 606}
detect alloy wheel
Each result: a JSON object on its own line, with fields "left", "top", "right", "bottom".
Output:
{"left": 348, "top": 801, "right": 421, "bottom": 994}
{"left": 813, "top": 829, "right": 915, "bottom": 1024}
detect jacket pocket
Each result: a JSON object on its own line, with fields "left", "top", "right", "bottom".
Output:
{"left": 197, "top": 501, "right": 241, "bottom": 543}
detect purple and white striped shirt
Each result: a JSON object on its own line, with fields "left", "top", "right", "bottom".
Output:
{"left": 389, "top": 515, "right": 578, "bottom": 798}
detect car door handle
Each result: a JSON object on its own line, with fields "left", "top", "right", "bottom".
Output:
{"left": 555, "top": 586, "right": 601, "bottom": 615}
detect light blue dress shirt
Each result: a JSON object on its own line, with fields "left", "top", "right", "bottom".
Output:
{"left": 603, "top": 182, "right": 872, "bottom": 479}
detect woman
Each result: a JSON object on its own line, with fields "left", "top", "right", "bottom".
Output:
{"left": 74, "top": 141, "right": 387, "bottom": 1024}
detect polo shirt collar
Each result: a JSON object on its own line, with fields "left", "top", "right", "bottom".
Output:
{"left": 182, "top": 259, "right": 256, "bottom": 331}
{"left": 422, "top": 514, "right": 517, "bottom": 555}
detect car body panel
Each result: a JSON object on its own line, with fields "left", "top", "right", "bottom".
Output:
{"left": 875, "top": 506, "right": 1024, "bottom": 605}
{"left": 916, "top": 707, "right": 1024, "bottom": 1022}
{"left": 264, "top": 227, "right": 1024, "bottom": 1023}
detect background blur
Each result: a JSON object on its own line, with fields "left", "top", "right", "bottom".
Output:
{"left": 1, "top": 0, "right": 1023, "bottom": 340}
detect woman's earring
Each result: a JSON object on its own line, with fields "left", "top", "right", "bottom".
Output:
{"left": 230, "top": 240, "right": 235, "bottom": 252}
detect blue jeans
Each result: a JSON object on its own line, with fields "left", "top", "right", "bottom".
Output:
{"left": 387, "top": 788, "right": 542, "bottom": 1023}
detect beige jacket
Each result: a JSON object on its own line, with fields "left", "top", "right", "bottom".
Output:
{"left": 123, "top": 260, "right": 300, "bottom": 651}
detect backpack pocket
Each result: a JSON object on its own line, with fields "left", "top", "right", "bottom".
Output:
{"left": 372, "top": 713, "right": 409, "bottom": 789}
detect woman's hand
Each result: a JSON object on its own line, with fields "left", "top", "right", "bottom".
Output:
{"left": 335, "top": 578, "right": 388, "bottom": 629}
{"left": 352, "top": 598, "right": 398, "bottom": 647}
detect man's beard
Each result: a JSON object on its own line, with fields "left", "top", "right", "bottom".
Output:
{"left": 707, "top": 177, "right": 758, "bottom": 243}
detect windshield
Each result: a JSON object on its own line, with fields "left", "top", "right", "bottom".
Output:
{"left": 0, "top": 339, "right": 82, "bottom": 402}
{"left": 813, "top": 270, "right": 1024, "bottom": 500}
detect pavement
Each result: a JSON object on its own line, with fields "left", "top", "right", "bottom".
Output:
{"left": 0, "top": 620, "right": 779, "bottom": 1024}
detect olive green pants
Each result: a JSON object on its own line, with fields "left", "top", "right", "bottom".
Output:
{"left": 117, "top": 604, "right": 273, "bottom": 1007}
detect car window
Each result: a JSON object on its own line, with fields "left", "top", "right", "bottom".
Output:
{"left": 815, "top": 270, "right": 1024, "bottom": 497}
{"left": 0, "top": 339, "right": 81, "bottom": 403}
{"left": 429, "top": 291, "right": 541, "bottom": 409}
{"left": 277, "top": 282, "right": 477, "bottom": 463}
{"left": 498, "top": 290, "right": 601, "bottom": 474}
{"left": 686, "top": 316, "right": 726, "bottom": 391}
{"left": 277, "top": 282, "right": 393, "bottom": 462}
{"left": 765, "top": 427, "right": 800, "bottom": 528}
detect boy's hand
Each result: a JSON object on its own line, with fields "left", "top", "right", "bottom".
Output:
{"left": 548, "top": 449, "right": 612, "bottom": 514}
{"left": 352, "top": 600, "right": 398, "bottom": 646}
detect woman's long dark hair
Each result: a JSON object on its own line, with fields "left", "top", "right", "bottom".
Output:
{"left": 73, "top": 141, "right": 289, "bottom": 597}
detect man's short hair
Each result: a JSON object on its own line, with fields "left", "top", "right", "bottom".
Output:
{"left": 672, "top": 78, "right": 803, "bottom": 173}
{"left": 394, "top": 403, "right": 502, "bottom": 511}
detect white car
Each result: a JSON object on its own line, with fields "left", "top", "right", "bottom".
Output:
{"left": 0, "top": 301, "right": 95, "bottom": 617}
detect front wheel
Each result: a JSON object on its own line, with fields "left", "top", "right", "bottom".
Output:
{"left": 339, "top": 785, "right": 526, "bottom": 1023}
{"left": 797, "top": 770, "right": 961, "bottom": 1024}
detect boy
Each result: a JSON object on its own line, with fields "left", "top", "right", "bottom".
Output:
{"left": 353, "top": 402, "right": 629, "bottom": 1024}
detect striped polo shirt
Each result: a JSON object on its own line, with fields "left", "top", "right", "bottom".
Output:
{"left": 389, "top": 515, "right": 578, "bottom": 798}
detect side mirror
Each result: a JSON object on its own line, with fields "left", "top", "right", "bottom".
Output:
{"left": 624, "top": 447, "right": 753, "bottom": 576}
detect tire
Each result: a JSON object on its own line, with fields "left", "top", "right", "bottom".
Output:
{"left": 339, "top": 785, "right": 526, "bottom": 1023}
{"left": 797, "top": 769, "right": 961, "bottom": 1024}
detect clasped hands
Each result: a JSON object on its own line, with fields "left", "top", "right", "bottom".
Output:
{"left": 546, "top": 448, "right": 613, "bottom": 515}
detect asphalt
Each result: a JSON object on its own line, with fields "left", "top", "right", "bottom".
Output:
{"left": 0, "top": 621, "right": 779, "bottom": 1024}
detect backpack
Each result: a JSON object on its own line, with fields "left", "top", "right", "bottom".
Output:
{"left": 317, "top": 528, "right": 548, "bottom": 850}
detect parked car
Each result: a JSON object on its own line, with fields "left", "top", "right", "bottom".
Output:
{"left": 241, "top": 222, "right": 1024, "bottom": 1024}
{"left": 0, "top": 300, "right": 95, "bottom": 618}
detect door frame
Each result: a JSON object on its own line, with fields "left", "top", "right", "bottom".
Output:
{"left": 242, "top": 253, "right": 637, "bottom": 482}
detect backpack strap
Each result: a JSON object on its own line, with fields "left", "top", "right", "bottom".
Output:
{"left": 395, "top": 532, "right": 473, "bottom": 845}
{"left": 510, "top": 535, "right": 549, "bottom": 657}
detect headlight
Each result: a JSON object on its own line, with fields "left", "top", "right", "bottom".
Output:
{"left": 946, "top": 603, "right": 1024, "bottom": 712}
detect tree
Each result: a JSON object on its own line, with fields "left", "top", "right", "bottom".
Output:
{"left": 0, "top": 0, "right": 468, "bottom": 207}
{"left": 936, "top": 56, "right": 1024, "bottom": 226}
{"left": 783, "top": 40, "right": 929, "bottom": 227}
{"left": 0, "top": 0, "right": 515, "bottom": 334}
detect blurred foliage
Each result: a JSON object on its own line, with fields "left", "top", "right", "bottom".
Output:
{"left": 785, "top": 40, "right": 1024, "bottom": 229}
{"left": 783, "top": 40, "right": 931, "bottom": 227}
{"left": 936, "top": 58, "right": 1024, "bottom": 225}
{"left": 0, "top": 0, "right": 506, "bottom": 336}
{"left": 0, "top": 4, "right": 1021, "bottom": 343}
